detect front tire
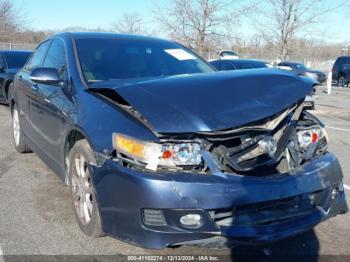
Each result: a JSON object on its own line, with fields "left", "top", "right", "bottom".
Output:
{"left": 12, "top": 106, "right": 31, "bottom": 153}
{"left": 338, "top": 76, "right": 348, "bottom": 87}
{"left": 68, "top": 139, "right": 103, "bottom": 238}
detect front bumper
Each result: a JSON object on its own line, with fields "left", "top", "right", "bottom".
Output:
{"left": 91, "top": 153, "right": 347, "bottom": 249}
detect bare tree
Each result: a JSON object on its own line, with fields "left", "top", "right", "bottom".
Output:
{"left": 254, "top": 0, "right": 345, "bottom": 60}
{"left": 112, "top": 12, "right": 144, "bottom": 34}
{"left": 0, "top": 0, "right": 24, "bottom": 42}
{"left": 154, "top": 0, "right": 252, "bottom": 56}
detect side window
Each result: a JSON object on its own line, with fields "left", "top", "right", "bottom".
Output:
{"left": 210, "top": 61, "right": 221, "bottom": 70}
{"left": 26, "top": 40, "right": 51, "bottom": 71}
{"left": 221, "top": 61, "right": 235, "bottom": 71}
{"left": 0, "top": 54, "right": 5, "bottom": 69}
{"left": 43, "top": 39, "right": 67, "bottom": 78}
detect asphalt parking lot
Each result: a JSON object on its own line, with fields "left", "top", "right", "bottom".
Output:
{"left": 0, "top": 86, "right": 350, "bottom": 261}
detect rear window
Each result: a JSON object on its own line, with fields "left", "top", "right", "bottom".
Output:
{"left": 233, "top": 61, "right": 268, "bottom": 69}
{"left": 4, "top": 52, "right": 31, "bottom": 68}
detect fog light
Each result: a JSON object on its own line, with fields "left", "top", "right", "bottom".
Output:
{"left": 180, "top": 214, "right": 202, "bottom": 228}
{"left": 331, "top": 188, "right": 339, "bottom": 200}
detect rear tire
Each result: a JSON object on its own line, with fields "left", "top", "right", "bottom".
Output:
{"left": 68, "top": 139, "right": 103, "bottom": 238}
{"left": 12, "top": 105, "right": 31, "bottom": 153}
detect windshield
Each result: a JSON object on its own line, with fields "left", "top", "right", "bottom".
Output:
{"left": 4, "top": 52, "right": 31, "bottom": 68}
{"left": 75, "top": 38, "right": 214, "bottom": 82}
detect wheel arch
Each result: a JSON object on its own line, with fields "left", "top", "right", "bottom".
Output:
{"left": 4, "top": 80, "right": 12, "bottom": 98}
{"left": 63, "top": 127, "right": 96, "bottom": 184}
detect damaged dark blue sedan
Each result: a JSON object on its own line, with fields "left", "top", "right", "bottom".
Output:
{"left": 10, "top": 33, "right": 347, "bottom": 249}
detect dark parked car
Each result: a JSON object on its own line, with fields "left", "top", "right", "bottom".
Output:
{"left": 210, "top": 59, "right": 270, "bottom": 71}
{"left": 0, "top": 50, "right": 32, "bottom": 104}
{"left": 10, "top": 33, "right": 347, "bottom": 249}
{"left": 277, "top": 61, "right": 326, "bottom": 84}
{"left": 217, "top": 50, "right": 239, "bottom": 59}
{"left": 332, "top": 56, "right": 350, "bottom": 87}
{"left": 211, "top": 59, "right": 316, "bottom": 110}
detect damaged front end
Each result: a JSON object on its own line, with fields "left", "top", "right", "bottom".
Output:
{"left": 110, "top": 100, "right": 328, "bottom": 177}
{"left": 90, "top": 97, "right": 348, "bottom": 249}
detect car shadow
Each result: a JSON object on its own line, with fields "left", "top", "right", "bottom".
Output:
{"left": 229, "top": 229, "right": 320, "bottom": 262}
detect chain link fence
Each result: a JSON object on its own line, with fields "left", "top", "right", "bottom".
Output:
{"left": 0, "top": 43, "right": 36, "bottom": 51}
{"left": 205, "top": 50, "right": 335, "bottom": 73}
{"left": 0, "top": 43, "right": 335, "bottom": 73}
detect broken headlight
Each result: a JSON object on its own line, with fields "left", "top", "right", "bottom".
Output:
{"left": 159, "top": 143, "right": 202, "bottom": 167}
{"left": 297, "top": 126, "right": 328, "bottom": 160}
{"left": 113, "top": 133, "right": 202, "bottom": 171}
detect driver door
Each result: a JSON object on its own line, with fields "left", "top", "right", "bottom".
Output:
{"left": 29, "top": 38, "right": 72, "bottom": 171}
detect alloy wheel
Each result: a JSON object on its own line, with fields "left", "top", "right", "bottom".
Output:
{"left": 72, "top": 153, "right": 94, "bottom": 225}
{"left": 338, "top": 76, "right": 347, "bottom": 87}
{"left": 13, "top": 108, "right": 20, "bottom": 147}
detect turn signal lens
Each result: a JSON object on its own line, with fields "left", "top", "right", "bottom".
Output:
{"left": 113, "top": 133, "right": 162, "bottom": 165}
{"left": 114, "top": 134, "right": 147, "bottom": 159}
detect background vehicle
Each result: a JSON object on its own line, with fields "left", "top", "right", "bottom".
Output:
{"left": 217, "top": 50, "right": 239, "bottom": 60}
{"left": 332, "top": 56, "right": 350, "bottom": 87}
{"left": 209, "top": 59, "right": 271, "bottom": 70}
{"left": 210, "top": 59, "right": 316, "bottom": 110}
{"left": 277, "top": 61, "right": 326, "bottom": 84}
{"left": 10, "top": 33, "right": 347, "bottom": 249}
{"left": 0, "top": 50, "right": 32, "bottom": 104}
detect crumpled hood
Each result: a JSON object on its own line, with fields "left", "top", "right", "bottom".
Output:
{"left": 91, "top": 69, "right": 312, "bottom": 133}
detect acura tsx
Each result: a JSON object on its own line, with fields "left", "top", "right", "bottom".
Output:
{"left": 10, "top": 32, "right": 347, "bottom": 249}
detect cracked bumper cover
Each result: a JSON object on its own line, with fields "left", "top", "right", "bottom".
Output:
{"left": 91, "top": 152, "right": 348, "bottom": 249}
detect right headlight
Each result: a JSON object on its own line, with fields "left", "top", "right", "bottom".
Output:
{"left": 297, "top": 126, "right": 328, "bottom": 159}
{"left": 113, "top": 133, "right": 202, "bottom": 171}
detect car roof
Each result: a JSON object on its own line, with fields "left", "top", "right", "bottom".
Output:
{"left": 52, "top": 32, "right": 173, "bottom": 44}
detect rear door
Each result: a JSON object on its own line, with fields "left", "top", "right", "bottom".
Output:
{"left": 15, "top": 40, "right": 52, "bottom": 137}
{"left": 28, "top": 38, "right": 71, "bottom": 164}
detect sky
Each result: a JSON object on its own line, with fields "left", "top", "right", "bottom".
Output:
{"left": 14, "top": 0, "right": 350, "bottom": 44}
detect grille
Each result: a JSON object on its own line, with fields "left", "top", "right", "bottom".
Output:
{"left": 206, "top": 102, "right": 304, "bottom": 173}
{"left": 209, "top": 189, "right": 327, "bottom": 227}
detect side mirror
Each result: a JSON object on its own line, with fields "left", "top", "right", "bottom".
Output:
{"left": 0, "top": 64, "right": 5, "bottom": 71}
{"left": 30, "top": 67, "right": 60, "bottom": 85}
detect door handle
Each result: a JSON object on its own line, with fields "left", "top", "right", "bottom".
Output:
{"left": 31, "top": 84, "right": 38, "bottom": 91}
